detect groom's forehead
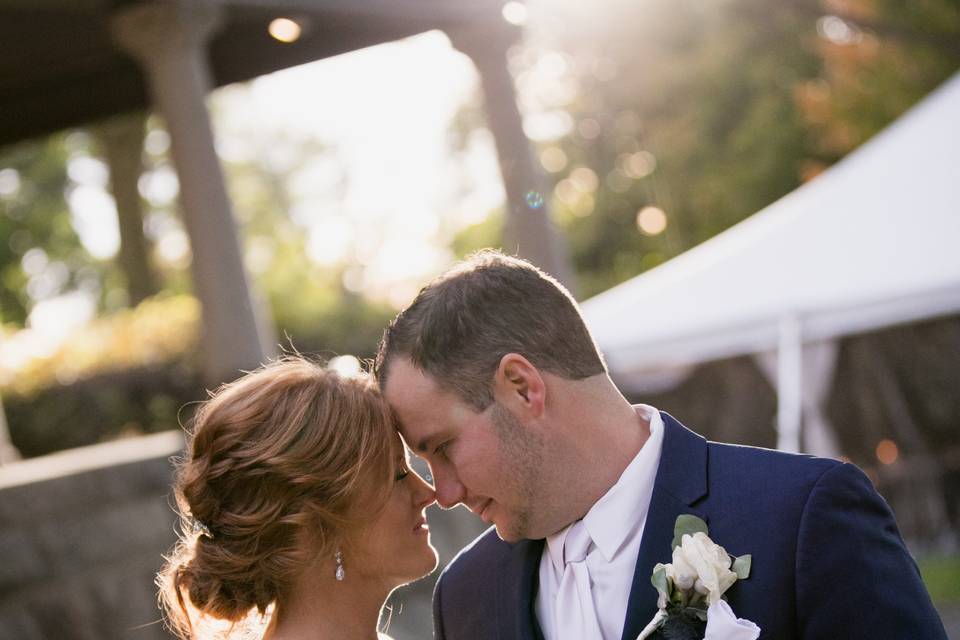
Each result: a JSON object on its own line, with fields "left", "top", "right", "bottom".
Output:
{"left": 384, "top": 358, "right": 475, "bottom": 445}
{"left": 384, "top": 357, "right": 441, "bottom": 405}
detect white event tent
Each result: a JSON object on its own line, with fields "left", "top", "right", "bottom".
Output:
{"left": 581, "top": 71, "right": 960, "bottom": 455}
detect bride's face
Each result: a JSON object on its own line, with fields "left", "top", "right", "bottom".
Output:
{"left": 349, "top": 438, "right": 438, "bottom": 586}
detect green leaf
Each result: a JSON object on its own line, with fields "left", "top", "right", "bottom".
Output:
{"left": 732, "top": 554, "right": 752, "bottom": 580}
{"left": 672, "top": 514, "right": 709, "bottom": 550}
{"left": 651, "top": 563, "right": 671, "bottom": 598}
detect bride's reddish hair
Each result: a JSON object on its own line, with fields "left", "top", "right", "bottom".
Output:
{"left": 157, "top": 356, "right": 397, "bottom": 639}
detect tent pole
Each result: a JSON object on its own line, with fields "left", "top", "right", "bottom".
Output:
{"left": 777, "top": 315, "right": 803, "bottom": 452}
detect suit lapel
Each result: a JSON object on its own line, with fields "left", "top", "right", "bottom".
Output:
{"left": 620, "top": 413, "right": 709, "bottom": 640}
{"left": 498, "top": 537, "right": 546, "bottom": 640}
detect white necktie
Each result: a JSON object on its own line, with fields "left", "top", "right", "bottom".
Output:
{"left": 554, "top": 521, "right": 605, "bottom": 640}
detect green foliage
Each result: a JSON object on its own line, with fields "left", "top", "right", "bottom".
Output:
{"left": 450, "top": 212, "right": 504, "bottom": 260}
{"left": 672, "top": 514, "right": 710, "bottom": 550}
{"left": 918, "top": 555, "right": 960, "bottom": 604}
{"left": 1, "top": 294, "right": 203, "bottom": 457}
{"left": 530, "top": 0, "right": 823, "bottom": 298}
{"left": 454, "top": 0, "right": 959, "bottom": 299}
{"left": 797, "top": 0, "right": 960, "bottom": 159}
{"left": 0, "top": 133, "right": 100, "bottom": 324}
{"left": 1, "top": 293, "right": 200, "bottom": 398}
{"left": 732, "top": 554, "right": 752, "bottom": 580}
{"left": 214, "top": 111, "right": 395, "bottom": 359}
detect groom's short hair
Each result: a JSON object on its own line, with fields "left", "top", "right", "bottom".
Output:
{"left": 375, "top": 249, "right": 606, "bottom": 411}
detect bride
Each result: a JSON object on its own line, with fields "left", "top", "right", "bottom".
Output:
{"left": 157, "top": 356, "right": 437, "bottom": 640}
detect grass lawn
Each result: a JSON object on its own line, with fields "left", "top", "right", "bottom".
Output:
{"left": 918, "top": 554, "right": 960, "bottom": 604}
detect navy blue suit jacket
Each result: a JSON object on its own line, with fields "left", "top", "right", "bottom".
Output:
{"left": 432, "top": 413, "right": 947, "bottom": 639}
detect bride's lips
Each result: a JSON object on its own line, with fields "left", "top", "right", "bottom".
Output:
{"left": 413, "top": 516, "right": 429, "bottom": 534}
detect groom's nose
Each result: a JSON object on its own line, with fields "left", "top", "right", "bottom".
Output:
{"left": 431, "top": 466, "right": 466, "bottom": 509}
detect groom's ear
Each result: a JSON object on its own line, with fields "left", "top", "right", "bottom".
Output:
{"left": 494, "top": 353, "right": 545, "bottom": 418}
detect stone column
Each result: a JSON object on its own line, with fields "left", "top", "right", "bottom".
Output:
{"left": 111, "top": 1, "right": 275, "bottom": 384}
{"left": 449, "top": 23, "right": 575, "bottom": 294}
{"left": 94, "top": 111, "right": 159, "bottom": 306}
{"left": 0, "top": 394, "right": 21, "bottom": 465}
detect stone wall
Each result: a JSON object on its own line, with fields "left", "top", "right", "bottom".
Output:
{"left": 0, "top": 431, "right": 487, "bottom": 640}
{"left": 0, "top": 431, "right": 185, "bottom": 640}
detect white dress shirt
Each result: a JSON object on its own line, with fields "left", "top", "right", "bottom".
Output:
{"left": 535, "top": 405, "right": 665, "bottom": 640}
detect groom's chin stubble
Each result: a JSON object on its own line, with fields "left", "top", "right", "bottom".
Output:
{"left": 491, "top": 512, "right": 530, "bottom": 543}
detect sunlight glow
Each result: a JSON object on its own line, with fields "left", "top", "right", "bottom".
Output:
{"left": 211, "top": 31, "right": 492, "bottom": 303}
{"left": 67, "top": 184, "right": 120, "bottom": 259}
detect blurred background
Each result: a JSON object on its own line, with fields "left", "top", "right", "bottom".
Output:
{"left": 0, "top": 0, "right": 958, "bottom": 638}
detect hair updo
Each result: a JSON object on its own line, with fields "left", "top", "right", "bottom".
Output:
{"left": 157, "top": 356, "right": 398, "bottom": 639}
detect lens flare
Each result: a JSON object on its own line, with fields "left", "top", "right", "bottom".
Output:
{"left": 525, "top": 190, "right": 545, "bottom": 210}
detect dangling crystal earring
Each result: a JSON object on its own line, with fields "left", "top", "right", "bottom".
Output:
{"left": 334, "top": 550, "right": 345, "bottom": 581}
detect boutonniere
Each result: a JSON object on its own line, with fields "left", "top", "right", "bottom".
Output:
{"left": 638, "top": 515, "right": 760, "bottom": 640}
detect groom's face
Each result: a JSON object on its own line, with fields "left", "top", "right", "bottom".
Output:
{"left": 383, "top": 357, "right": 546, "bottom": 542}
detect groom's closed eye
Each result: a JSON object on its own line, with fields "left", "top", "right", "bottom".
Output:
{"left": 416, "top": 432, "right": 451, "bottom": 456}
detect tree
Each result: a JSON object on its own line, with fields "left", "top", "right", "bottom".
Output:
{"left": 452, "top": 0, "right": 959, "bottom": 298}
{"left": 0, "top": 133, "right": 106, "bottom": 324}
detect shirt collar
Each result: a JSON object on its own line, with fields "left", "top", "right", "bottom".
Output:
{"left": 545, "top": 405, "right": 664, "bottom": 569}
{"left": 586, "top": 405, "right": 663, "bottom": 561}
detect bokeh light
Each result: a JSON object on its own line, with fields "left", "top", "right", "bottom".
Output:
{"left": 876, "top": 439, "right": 899, "bottom": 465}
{"left": 623, "top": 151, "right": 657, "bottom": 178}
{"left": 578, "top": 118, "right": 601, "bottom": 140}
{"left": 540, "top": 147, "right": 569, "bottom": 173}
{"left": 569, "top": 166, "right": 599, "bottom": 192}
{"left": 817, "top": 15, "right": 862, "bottom": 45}
{"left": 554, "top": 179, "right": 578, "bottom": 205}
{"left": 328, "top": 354, "right": 362, "bottom": 378}
{"left": 0, "top": 168, "right": 21, "bottom": 197}
{"left": 269, "top": 18, "right": 302, "bottom": 43}
{"left": 501, "top": 2, "right": 528, "bottom": 26}
{"left": 636, "top": 206, "right": 667, "bottom": 235}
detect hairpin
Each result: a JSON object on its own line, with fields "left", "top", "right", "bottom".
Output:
{"left": 191, "top": 518, "right": 215, "bottom": 540}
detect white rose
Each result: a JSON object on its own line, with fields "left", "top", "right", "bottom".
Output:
{"left": 674, "top": 532, "right": 738, "bottom": 605}
{"left": 668, "top": 545, "right": 698, "bottom": 591}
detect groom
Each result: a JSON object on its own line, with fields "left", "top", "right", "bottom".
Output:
{"left": 375, "top": 250, "right": 946, "bottom": 639}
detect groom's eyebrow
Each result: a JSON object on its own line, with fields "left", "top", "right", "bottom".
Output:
{"left": 415, "top": 432, "right": 446, "bottom": 454}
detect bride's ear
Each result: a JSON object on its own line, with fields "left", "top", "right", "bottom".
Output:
{"left": 494, "top": 353, "right": 545, "bottom": 418}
